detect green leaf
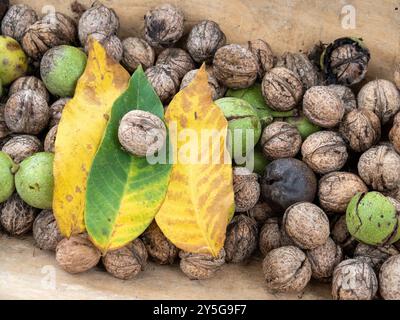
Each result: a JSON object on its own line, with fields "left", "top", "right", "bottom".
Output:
{"left": 85, "top": 66, "right": 172, "bottom": 252}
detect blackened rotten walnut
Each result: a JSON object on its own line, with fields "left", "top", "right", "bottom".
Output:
{"left": 301, "top": 131, "right": 348, "bottom": 175}
{"left": 44, "top": 125, "right": 57, "bottom": 153}
{"left": 379, "top": 255, "right": 400, "bottom": 300}
{"left": 49, "top": 98, "right": 70, "bottom": 127}
{"left": 339, "top": 109, "right": 381, "bottom": 153}
{"left": 33, "top": 210, "right": 63, "bottom": 251}
{"left": 9, "top": 76, "right": 49, "bottom": 102}
{"left": 332, "top": 259, "right": 378, "bottom": 300}
{"left": 121, "top": 37, "right": 155, "bottom": 73}
{"left": 141, "top": 222, "right": 178, "bottom": 265}
{"left": 4, "top": 90, "right": 49, "bottom": 134}
{"left": 179, "top": 249, "right": 225, "bottom": 280}
{"left": 102, "top": 239, "right": 148, "bottom": 280}
{"left": 186, "top": 20, "right": 226, "bottom": 64}
{"left": 56, "top": 234, "right": 101, "bottom": 274}
{"left": 354, "top": 243, "right": 399, "bottom": 273}
{"left": 144, "top": 4, "right": 184, "bottom": 48}
{"left": 327, "top": 85, "right": 356, "bottom": 115}
{"left": 1, "top": 4, "right": 37, "bottom": 42}
{"left": 283, "top": 202, "right": 330, "bottom": 250}
{"left": 224, "top": 215, "right": 258, "bottom": 263}
{"left": 85, "top": 33, "right": 122, "bottom": 62}
{"left": 213, "top": 44, "right": 258, "bottom": 89}
{"left": 1, "top": 134, "right": 42, "bottom": 164}
{"left": 145, "top": 65, "right": 179, "bottom": 103}
{"left": 358, "top": 79, "right": 400, "bottom": 124}
{"left": 246, "top": 39, "right": 274, "bottom": 78}
{"left": 303, "top": 86, "right": 344, "bottom": 128}
{"left": 331, "top": 215, "right": 357, "bottom": 256}
{"left": 389, "top": 112, "right": 400, "bottom": 154}
{"left": 233, "top": 167, "right": 260, "bottom": 212}
{"left": 0, "top": 104, "right": 10, "bottom": 139}
{"left": 318, "top": 172, "right": 368, "bottom": 213}
{"left": 358, "top": 144, "right": 400, "bottom": 191}
{"left": 180, "top": 68, "right": 226, "bottom": 100}
{"left": 260, "top": 121, "right": 302, "bottom": 160}
{"left": 156, "top": 48, "right": 195, "bottom": 80}
{"left": 259, "top": 217, "right": 281, "bottom": 256}
{"left": 261, "top": 67, "right": 303, "bottom": 112}
{"left": 263, "top": 246, "right": 312, "bottom": 293}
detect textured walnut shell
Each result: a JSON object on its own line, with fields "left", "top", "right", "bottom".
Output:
{"left": 121, "top": 37, "right": 155, "bottom": 73}
{"left": 339, "top": 109, "right": 381, "bottom": 153}
{"left": 44, "top": 125, "right": 57, "bottom": 153}
{"left": 247, "top": 201, "right": 275, "bottom": 225}
{"left": 1, "top": 134, "right": 42, "bottom": 163}
{"left": 395, "top": 64, "right": 400, "bottom": 90}
{"left": 379, "top": 255, "right": 400, "bottom": 300}
{"left": 9, "top": 76, "right": 49, "bottom": 103}
{"left": 261, "top": 67, "right": 303, "bottom": 112}
{"left": 102, "top": 239, "right": 148, "bottom": 280}
{"left": 301, "top": 131, "right": 348, "bottom": 175}
{"left": 49, "top": 98, "right": 70, "bottom": 127}
{"left": 358, "top": 145, "right": 400, "bottom": 191}
{"left": 332, "top": 259, "right": 378, "bottom": 300}
{"left": 213, "top": 44, "right": 258, "bottom": 89}
{"left": 358, "top": 79, "right": 400, "bottom": 124}
{"left": 354, "top": 243, "right": 399, "bottom": 273}
{"left": 318, "top": 172, "right": 368, "bottom": 213}
{"left": 4, "top": 90, "right": 49, "bottom": 134}
{"left": 156, "top": 48, "right": 195, "bottom": 80}
{"left": 179, "top": 249, "right": 225, "bottom": 280}
{"left": 331, "top": 215, "right": 357, "bottom": 256}
{"left": 303, "top": 86, "right": 345, "bottom": 128}
{"left": 186, "top": 20, "right": 226, "bottom": 64}
{"left": 283, "top": 202, "right": 330, "bottom": 250}
{"left": 0, "top": 104, "right": 10, "bottom": 139}
{"left": 0, "top": 193, "right": 38, "bottom": 235}
{"left": 224, "top": 214, "right": 258, "bottom": 263}
{"left": 85, "top": 33, "right": 122, "bottom": 62}
{"left": 261, "top": 121, "right": 302, "bottom": 160}
{"left": 263, "top": 246, "right": 312, "bottom": 293}
{"left": 389, "top": 112, "right": 400, "bottom": 154}
{"left": 56, "top": 234, "right": 101, "bottom": 274}
{"left": 144, "top": 65, "right": 179, "bottom": 103}
{"left": 327, "top": 85, "right": 357, "bottom": 115}
{"left": 1, "top": 4, "right": 37, "bottom": 42}
{"left": 246, "top": 39, "right": 274, "bottom": 78}
{"left": 259, "top": 217, "right": 281, "bottom": 256}
{"left": 144, "top": 4, "right": 184, "bottom": 48}
{"left": 141, "top": 222, "right": 178, "bottom": 265}
{"left": 33, "top": 210, "right": 63, "bottom": 251}
{"left": 233, "top": 167, "right": 260, "bottom": 213}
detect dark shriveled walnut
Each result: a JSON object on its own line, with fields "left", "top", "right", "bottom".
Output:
{"left": 156, "top": 48, "right": 195, "bottom": 80}
{"left": 233, "top": 167, "right": 260, "bottom": 213}
{"left": 1, "top": 4, "right": 38, "bottom": 42}
{"left": 1, "top": 134, "right": 42, "bottom": 163}
{"left": 121, "top": 37, "right": 155, "bottom": 73}
{"left": 33, "top": 210, "right": 63, "bottom": 251}
{"left": 9, "top": 76, "right": 49, "bottom": 102}
{"left": 179, "top": 249, "right": 225, "bottom": 280}
{"left": 246, "top": 39, "right": 274, "bottom": 79}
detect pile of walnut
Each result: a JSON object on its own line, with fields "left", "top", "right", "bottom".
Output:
{"left": 1, "top": 1, "right": 400, "bottom": 300}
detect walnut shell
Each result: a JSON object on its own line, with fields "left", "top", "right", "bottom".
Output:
{"left": 354, "top": 243, "right": 399, "bottom": 273}
{"left": 1, "top": 134, "right": 42, "bottom": 163}
{"left": 259, "top": 217, "right": 281, "bottom": 256}
{"left": 327, "top": 85, "right": 357, "bottom": 115}
{"left": 9, "top": 76, "right": 49, "bottom": 103}
{"left": 213, "top": 44, "right": 258, "bottom": 89}
{"left": 44, "top": 125, "right": 57, "bottom": 153}
{"left": 102, "top": 239, "right": 148, "bottom": 280}
{"left": 156, "top": 48, "right": 195, "bottom": 80}
{"left": 56, "top": 234, "right": 101, "bottom": 274}
{"left": 49, "top": 98, "right": 70, "bottom": 127}
{"left": 331, "top": 215, "right": 357, "bottom": 256}
{"left": 389, "top": 112, "right": 400, "bottom": 154}
{"left": 1, "top": 4, "right": 38, "bottom": 42}
{"left": 121, "top": 37, "right": 155, "bottom": 73}
{"left": 179, "top": 249, "right": 225, "bottom": 280}
{"left": 395, "top": 64, "right": 400, "bottom": 90}
{"left": 379, "top": 255, "right": 400, "bottom": 300}
{"left": 301, "top": 131, "right": 348, "bottom": 175}
{"left": 33, "top": 209, "right": 63, "bottom": 251}
{"left": 261, "top": 67, "right": 303, "bottom": 112}
{"left": 233, "top": 167, "right": 260, "bottom": 212}
{"left": 247, "top": 201, "right": 275, "bottom": 225}
{"left": 0, "top": 104, "right": 10, "bottom": 139}
{"left": 263, "top": 246, "right": 312, "bottom": 293}
{"left": 246, "top": 39, "right": 274, "bottom": 78}
{"left": 85, "top": 33, "right": 122, "bottom": 62}
{"left": 180, "top": 68, "right": 226, "bottom": 100}
{"left": 144, "top": 65, "right": 179, "bottom": 103}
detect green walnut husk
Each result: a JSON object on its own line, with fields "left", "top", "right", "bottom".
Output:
{"left": 15, "top": 152, "right": 54, "bottom": 209}
{"left": 286, "top": 115, "right": 321, "bottom": 140}
{"left": 0, "top": 35, "right": 28, "bottom": 86}
{"left": 346, "top": 192, "right": 400, "bottom": 246}
{"left": 40, "top": 45, "right": 87, "bottom": 97}
{"left": 236, "top": 147, "right": 269, "bottom": 175}
{"left": 0, "top": 151, "right": 18, "bottom": 203}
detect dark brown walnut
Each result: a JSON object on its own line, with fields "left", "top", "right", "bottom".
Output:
{"left": 247, "top": 201, "right": 275, "bottom": 225}
{"left": 263, "top": 246, "right": 312, "bottom": 293}
{"left": 259, "top": 217, "right": 281, "bottom": 256}
{"left": 33, "top": 210, "right": 63, "bottom": 251}
{"left": 233, "top": 167, "right": 260, "bottom": 213}
{"left": 318, "top": 172, "right": 368, "bottom": 214}
{"left": 78, "top": 2, "right": 119, "bottom": 45}
{"left": 9, "top": 76, "right": 49, "bottom": 102}
{"left": 144, "top": 65, "right": 180, "bottom": 103}
{"left": 180, "top": 68, "right": 226, "bottom": 100}
{"left": 261, "top": 67, "right": 303, "bottom": 112}
{"left": 55, "top": 234, "right": 101, "bottom": 274}
{"left": 246, "top": 39, "right": 274, "bottom": 78}
{"left": 49, "top": 98, "right": 70, "bottom": 127}
{"left": 354, "top": 243, "right": 399, "bottom": 273}
{"left": 179, "top": 249, "right": 225, "bottom": 280}
{"left": 141, "top": 222, "right": 178, "bottom": 265}
{"left": 44, "top": 125, "right": 58, "bottom": 153}
{"left": 0, "top": 193, "right": 38, "bottom": 236}
{"left": 121, "top": 37, "right": 155, "bottom": 73}
{"left": 186, "top": 20, "right": 226, "bottom": 64}
{"left": 280, "top": 226, "right": 296, "bottom": 247}
{"left": 339, "top": 109, "right": 381, "bottom": 153}
{"left": 283, "top": 202, "right": 330, "bottom": 250}
{"left": 331, "top": 215, "right": 357, "bottom": 256}
{"left": 358, "top": 144, "right": 400, "bottom": 191}
{"left": 389, "top": 112, "right": 400, "bottom": 154}
{"left": 4, "top": 90, "right": 49, "bottom": 134}
{"left": 379, "top": 255, "right": 400, "bottom": 300}
{"left": 332, "top": 259, "right": 378, "bottom": 300}
{"left": 85, "top": 33, "right": 122, "bottom": 62}
{"left": 301, "top": 131, "right": 348, "bottom": 175}
{"left": 102, "top": 239, "right": 148, "bottom": 280}
{"left": 213, "top": 44, "right": 258, "bottom": 89}
{"left": 1, "top": 134, "right": 42, "bottom": 163}
{"left": 395, "top": 64, "right": 400, "bottom": 90}
{"left": 0, "top": 104, "right": 10, "bottom": 139}
{"left": 144, "top": 3, "right": 184, "bottom": 48}
{"left": 1, "top": 4, "right": 37, "bottom": 42}
{"left": 327, "top": 85, "right": 356, "bottom": 115}
{"left": 22, "top": 12, "right": 77, "bottom": 60}
{"left": 156, "top": 48, "right": 195, "bottom": 80}
{"left": 224, "top": 214, "right": 258, "bottom": 263}
{"left": 260, "top": 121, "right": 302, "bottom": 160}
{"left": 358, "top": 79, "right": 400, "bottom": 124}
{"left": 276, "top": 52, "right": 321, "bottom": 90}
{"left": 306, "top": 237, "right": 343, "bottom": 282}
{"left": 303, "top": 86, "right": 345, "bottom": 128}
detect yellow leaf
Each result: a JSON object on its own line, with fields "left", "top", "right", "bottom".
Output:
{"left": 53, "top": 40, "right": 130, "bottom": 237}
{"left": 156, "top": 65, "right": 235, "bottom": 257}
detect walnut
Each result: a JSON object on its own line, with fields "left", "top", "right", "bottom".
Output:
{"left": 233, "top": 167, "right": 260, "bottom": 213}
{"left": 102, "top": 239, "right": 148, "bottom": 280}
{"left": 389, "top": 112, "right": 400, "bottom": 154}
{"left": 331, "top": 215, "right": 357, "bottom": 256}
{"left": 44, "top": 125, "right": 57, "bottom": 153}
{"left": 85, "top": 33, "right": 122, "bottom": 62}
{"left": 145, "top": 65, "right": 179, "bottom": 103}
{"left": 180, "top": 68, "right": 226, "bottom": 100}
{"left": 156, "top": 48, "right": 195, "bottom": 80}
{"left": 121, "top": 37, "right": 155, "bottom": 73}
{"left": 9, "top": 76, "right": 49, "bottom": 103}
{"left": 246, "top": 39, "right": 274, "bottom": 78}
{"left": 354, "top": 243, "right": 399, "bottom": 272}
{"left": 1, "top": 134, "right": 42, "bottom": 163}
{"left": 1, "top": 4, "right": 38, "bottom": 42}
{"left": 33, "top": 210, "right": 63, "bottom": 251}
{"left": 247, "top": 201, "right": 275, "bottom": 225}
{"left": 259, "top": 217, "right": 281, "bottom": 256}
{"left": 179, "top": 249, "right": 225, "bottom": 280}
{"left": 186, "top": 20, "right": 226, "bottom": 64}
{"left": 395, "top": 63, "right": 400, "bottom": 90}
{"left": 327, "top": 85, "right": 357, "bottom": 115}
{"left": 379, "top": 255, "right": 400, "bottom": 300}
{"left": 0, "top": 104, "right": 10, "bottom": 139}
{"left": 261, "top": 67, "right": 303, "bottom": 112}
{"left": 49, "top": 98, "right": 70, "bottom": 127}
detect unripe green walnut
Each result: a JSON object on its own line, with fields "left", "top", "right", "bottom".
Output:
{"left": 0, "top": 151, "right": 17, "bottom": 203}
{"left": 0, "top": 36, "right": 28, "bottom": 86}
{"left": 286, "top": 115, "right": 320, "bottom": 140}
